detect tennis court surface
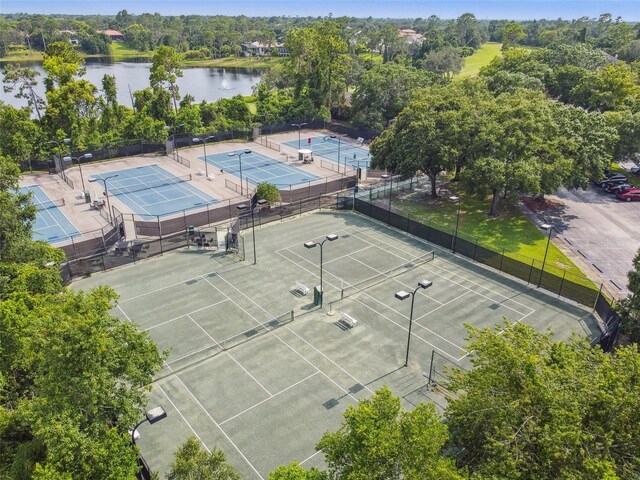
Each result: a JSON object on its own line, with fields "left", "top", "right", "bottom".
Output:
{"left": 90, "top": 164, "right": 218, "bottom": 217}
{"left": 72, "top": 212, "right": 600, "bottom": 479}
{"left": 283, "top": 136, "right": 371, "bottom": 169}
{"left": 21, "top": 184, "right": 80, "bottom": 243}
{"left": 205, "top": 150, "right": 321, "bottom": 187}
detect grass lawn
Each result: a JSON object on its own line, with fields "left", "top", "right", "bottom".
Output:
{"left": 109, "top": 42, "right": 153, "bottom": 61}
{"left": 610, "top": 164, "right": 640, "bottom": 188}
{"left": 182, "top": 56, "right": 281, "bottom": 69}
{"left": 357, "top": 52, "right": 384, "bottom": 64}
{"left": 0, "top": 48, "right": 44, "bottom": 63}
{"left": 246, "top": 101, "right": 257, "bottom": 114}
{"left": 457, "top": 42, "right": 503, "bottom": 78}
{"left": 392, "top": 189, "right": 597, "bottom": 288}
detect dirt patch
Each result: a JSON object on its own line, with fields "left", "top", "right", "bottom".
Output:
{"left": 521, "top": 196, "right": 564, "bottom": 214}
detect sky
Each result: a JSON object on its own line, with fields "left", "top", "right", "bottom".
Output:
{"left": 1, "top": 0, "right": 639, "bottom": 21}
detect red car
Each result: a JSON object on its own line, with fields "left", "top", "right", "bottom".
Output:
{"left": 616, "top": 188, "right": 640, "bottom": 201}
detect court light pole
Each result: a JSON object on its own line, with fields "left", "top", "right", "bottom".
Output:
{"left": 258, "top": 113, "right": 272, "bottom": 144}
{"left": 237, "top": 199, "right": 267, "bottom": 264}
{"left": 63, "top": 153, "right": 92, "bottom": 191}
{"left": 291, "top": 122, "right": 308, "bottom": 149}
{"left": 131, "top": 406, "right": 167, "bottom": 446}
{"left": 304, "top": 233, "right": 338, "bottom": 308}
{"left": 89, "top": 174, "right": 119, "bottom": 224}
{"left": 228, "top": 150, "right": 252, "bottom": 195}
{"left": 538, "top": 223, "right": 554, "bottom": 288}
{"left": 192, "top": 135, "right": 216, "bottom": 180}
{"left": 395, "top": 279, "right": 433, "bottom": 367}
{"left": 449, "top": 196, "right": 461, "bottom": 252}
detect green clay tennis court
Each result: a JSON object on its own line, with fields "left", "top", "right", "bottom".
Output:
{"left": 72, "top": 211, "right": 601, "bottom": 479}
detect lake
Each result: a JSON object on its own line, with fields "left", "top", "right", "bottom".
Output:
{"left": 0, "top": 60, "right": 262, "bottom": 109}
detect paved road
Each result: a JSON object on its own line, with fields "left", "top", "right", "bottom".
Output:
{"left": 543, "top": 186, "right": 640, "bottom": 299}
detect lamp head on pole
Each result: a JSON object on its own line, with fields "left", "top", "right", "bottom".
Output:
{"left": 237, "top": 203, "right": 248, "bottom": 211}
{"left": 449, "top": 196, "right": 460, "bottom": 202}
{"left": 80, "top": 153, "right": 92, "bottom": 160}
{"left": 304, "top": 241, "right": 317, "bottom": 249}
{"left": 145, "top": 406, "right": 167, "bottom": 424}
{"left": 541, "top": 223, "right": 552, "bottom": 231}
{"left": 325, "top": 234, "right": 338, "bottom": 242}
{"left": 257, "top": 199, "right": 268, "bottom": 206}
{"left": 244, "top": 149, "right": 252, "bottom": 154}
{"left": 418, "top": 279, "right": 433, "bottom": 289}
{"left": 395, "top": 290, "right": 410, "bottom": 301}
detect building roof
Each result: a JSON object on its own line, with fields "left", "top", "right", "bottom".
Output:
{"left": 101, "top": 29, "right": 124, "bottom": 37}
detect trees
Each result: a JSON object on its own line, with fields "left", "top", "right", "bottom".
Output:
{"left": 150, "top": 45, "right": 183, "bottom": 114}
{"left": 315, "top": 386, "right": 462, "bottom": 480}
{"left": 618, "top": 248, "right": 640, "bottom": 343}
{"left": 350, "top": 63, "right": 444, "bottom": 130}
{"left": 421, "top": 47, "right": 464, "bottom": 77}
{"left": 256, "top": 182, "right": 281, "bottom": 205}
{"left": 167, "top": 436, "right": 240, "bottom": 480}
{"left": 2, "top": 64, "right": 46, "bottom": 121}
{"left": 446, "top": 322, "right": 640, "bottom": 479}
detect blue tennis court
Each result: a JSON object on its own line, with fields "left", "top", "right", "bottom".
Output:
{"left": 283, "top": 136, "right": 371, "bottom": 169}
{"left": 20, "top": 185, "right": 80, "bottom": 244}
{"left": 90, "top": 165, "right": 218, "bottom": 217}
{"left": 203, "top": 150, "right": 321, "bottom": 187}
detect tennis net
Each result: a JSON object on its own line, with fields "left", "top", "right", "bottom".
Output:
{"left": 34, "top": 198, "right": 65, "bottom": 210}
{"left": 106, "top": 173, "right": 193, "bottom": 196}
{"left": 341, "top": 251, "right": 435, "bottom": 299}
{"left": 160, "top": 309, "right": 294, "bottom": 377}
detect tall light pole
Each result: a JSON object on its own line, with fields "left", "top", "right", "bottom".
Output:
{"left": 395, "top": 279, "right": 433, "bottom": 367}
{"left": 131, "top": 406, "right": 167, "bottom": 446}
{"left": 449, "top": 196, "right": 461, "bottom": 252}
{"left": 193, "top": 135, "right": 216, "bottom": 180}
{"left": 291, "top": 122, "right": 308, "bottom": 149}
{"left": 89, "top": 174, "right": 119, "bottom": 224}
{"left": 304, "top": 233, "right": 338, "bottom": 307}
{"left": 63, "top": 153, "right": 92, "bottom": 191}
{"left": 538, "top": 223, "right": 554, "bottom": 288}
{"left": 227, "top": 150, "right": 252, "bottom": 195}
{"left": 237, "top": 199, "right": 267, "bottom": 264}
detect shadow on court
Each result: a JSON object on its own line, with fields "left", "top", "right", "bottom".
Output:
{"left": 72, "top": 211, "right": 601, "bottom": 479}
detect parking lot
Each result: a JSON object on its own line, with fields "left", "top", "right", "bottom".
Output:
{"left": 545, "top": 182, "right": 640, "bottom": 298}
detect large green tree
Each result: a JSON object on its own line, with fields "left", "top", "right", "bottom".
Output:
{"left": 446, "top": 322, "right": 640, "bottom": 479}
{"left": 618, "top": 248, "right": 640, "bottom": 343}
{"left": 150, "top": 45, "right": 183, "bottom": 114}
{"left": 167, "top": 436, "right": 240, "bottom": 480}
{"left": 317, "top": 386, "right": 462, "bottom": 480}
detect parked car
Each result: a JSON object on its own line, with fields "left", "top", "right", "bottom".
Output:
{"left": 630, "top": 165, "right": 640, "bottom": 175}
{"left": 597, "top": 174, "right": 627, "bottom": 186}
{"left": 600, "top": 178, "right": 629, "bottom": 189}
{"left": 607, "top": 183, "right": 635, "bottom": 193}
{"left": 616, "top": 189, "right": 640, "bottom": 201}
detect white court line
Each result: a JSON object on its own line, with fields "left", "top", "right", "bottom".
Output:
{"left": 275, "top": 248, "right": 464, "bottom": 362}
{"left": 122, "top": 275, "right": 227, "bottom": 303}
{"left": 347, "top": 254, "right": 445, "bottom": 306}
{"left": 300, "top": 450, "right": 323, "bottom": 465}
{"left": 162, "top": 361, "right": 265, "bottom": 479}
{"left": 356, "top": 228, "right": 536, "bottom": 314}
{"left": 143, "top": 298, "right": 231, "bottom": 331}
{"left": 219, "top": 371, "right": 320, "bottom": 425}
{"left": 225, "top": 352, "right": 273, "bottom": 397}
{"left": 211, "top": 275, "right": 370, "bottom": 399}
{"left": 455, "top": 309, "right": 536, "bottom": 362}
{"left": 156, "top": 383, "right": 212, "bottom": 453}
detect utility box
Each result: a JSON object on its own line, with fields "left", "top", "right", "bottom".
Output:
{"left": 313, "top": 286, "right": 323, "bottom": 306}
{"left": 83, "top": 190, "right": 91, "bottom": 203}
{"left": 187, "top": 225, "right": 195, "bottom": 236}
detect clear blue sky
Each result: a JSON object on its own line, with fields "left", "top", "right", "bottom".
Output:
{"left": 1, "top": 0, "right": 638, "bottom": 21}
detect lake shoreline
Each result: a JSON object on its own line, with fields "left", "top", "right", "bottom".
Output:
{"left": 0, "top": 52, "right": 278, "bottom": 70}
